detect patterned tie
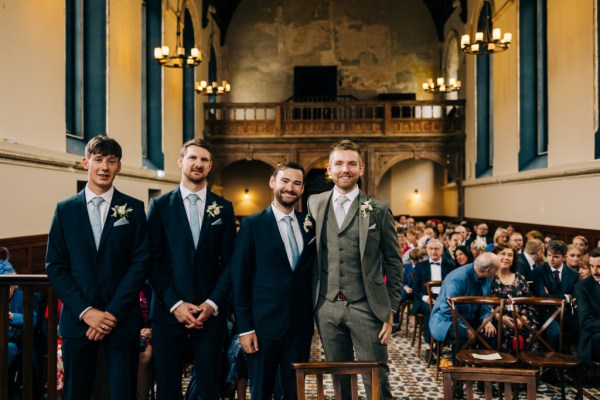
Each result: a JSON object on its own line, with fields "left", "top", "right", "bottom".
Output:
{"left": 334, "top": 196, "right": 349, "bottom": 228}
{"left": 90, "top": 197, "right": 104, "bottom": 249}
{"left": 553, "top": 269, "right": 561, "bottom": 289}
{"left": 188, "top": 194, "right": 201, "bottom": 248}
{"left": 283, "top": 216, "right": 300, "bottom": 270}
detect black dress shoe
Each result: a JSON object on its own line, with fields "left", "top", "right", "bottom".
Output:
{"left": 424, "top": 349, "right": 436, "bottom": 363}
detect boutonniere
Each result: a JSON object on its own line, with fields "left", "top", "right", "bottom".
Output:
{"left": 303, "top": 214, "right": 314, "bottom": 233}
{"left": 206, "top": 201, "right": 223, "bottom": 218}
{"left": 111, "top": 204, "right": 133, "bottom": 220}
{"left": 360, "top": 198, "right": 378, "bottom": 218}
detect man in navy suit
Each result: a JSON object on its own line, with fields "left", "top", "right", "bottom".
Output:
{"left": 410, "top": 238, "right": 453, "bottom": 360}
{"left": 46, "top": 136, "right": 149, "bottom": 400}
{"left": 516, "top": 238, "right": 544, "bottom": 282}
{"left": 532, "top": 240, "right": 580, "bottom": 350}
{"left": 147, "top": 138, "right": 236, "bottom": 400}
{"left": 575, "top": 247, "right": 600, "bottom": 365}
{"left": 232, "top": 162, "right": 316, "bottom": 400}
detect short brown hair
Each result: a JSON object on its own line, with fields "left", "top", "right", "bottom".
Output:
{"left": 180, "top": 138, "right": 212, "bottom": 158}
{"left": 271, "top": 162, "right": 305, "bottom": 180}
{"left": 85, "top": 135, "right": 122, "bottom": 160}
{"left": 329, "top": 140, "right": 362, "bottom": 163}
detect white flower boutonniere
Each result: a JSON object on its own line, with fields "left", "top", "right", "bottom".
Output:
{"left": 206, "top": 201, "right": 223, "bottom": 218}
{"left": 360, "top": 198, "right": 378, "bottom": 218}
{"left": 303, "top": 215, "right": 314, "bottom": 233}
{"left": 111, "top": 204, "right": 133, "bottom": 220}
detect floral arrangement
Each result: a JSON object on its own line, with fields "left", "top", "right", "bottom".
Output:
{"left": 111, "top": 204, "right": 133, "bottom": 220}
{"left": 303, "top": 214, "right": 314, "bottom": 232}
{"left": 206, "top": 201, "right": 223, "bottom": 218}
{"left": 360, "top": 198, "right": 378, "bottom": 218}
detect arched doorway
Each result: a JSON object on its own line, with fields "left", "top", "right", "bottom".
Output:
{"left": 377, "top": 158, "right": 458, "bottom": 218}
{"left": 221, "top": 160, "right": 273, "bottom": 217}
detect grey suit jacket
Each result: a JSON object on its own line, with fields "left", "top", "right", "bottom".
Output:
{"left": 307, "top": 189, "right": 402, "bottom": 322}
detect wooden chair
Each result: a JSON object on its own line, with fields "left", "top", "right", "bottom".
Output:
{"left": 292, "top": 361, "right": 381, "bottom": 400}
{"left": 424, "top": 280, "right": 445, "bottom": 380}
{"left": 442, "top": 366, "right": 537, "bottom": 400}
{"left": 510, "top": 297, "right": 582, "bottom": 400}
{"left": 396, "top": 298, "right": 413, "bottom": 337}
{"left": 448, "top": 296, "right": 518, "bottom": 368}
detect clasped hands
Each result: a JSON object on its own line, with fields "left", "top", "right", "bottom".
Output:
{"left": 467, "top": 321, "right": 497, "bottom": 341}
{"left": 173, "top": 301, "right": 215, "bottom": 329}
{"left": 82, "top": 308, "right": 118, "bottom": 341}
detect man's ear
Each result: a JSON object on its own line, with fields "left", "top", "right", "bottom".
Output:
{"left": 269, "top": 176, "right": 276, "bottom": 190}
{"left": 82, "top": 157, "right": 89, "bottom": 170}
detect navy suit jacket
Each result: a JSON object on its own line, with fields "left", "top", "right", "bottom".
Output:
{"left": 147, "top": 187, "right": 236, "bottom": 323}
{"left": 575, "top": 276, "right": 600, "bottom": 365}
{"left": 411, "top": 259, "right": 453, "bottom": 313}
{"left": 532, "top": 263, "right": 579, "bottom": 320}
{"left": 517, "top": 252, "right": 535, "bottom": 282}
{"left": 46, "top": 189, "right": 149, "bottom": 339}
{"left": 231, "top": 207, "right": 316, "bottom": 341}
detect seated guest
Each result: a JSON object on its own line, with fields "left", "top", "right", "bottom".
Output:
{"left": 402, "top": 248, "right": 422, "bottom": 301}
{"left": 509, "top": 232, "right": 524, "bottom": 254}
{"left": 572, "top": 235, "right": 589, "bottom": 255}
{"left": 466, "top": 223, "right": 492, "bottom": 247}
{"left": 489, "top": 244, "right": 539, "bottom": 353}
{"left": 429, "top": 253, "right": 500, "bottom": 359}
{"left": 575, "top": 247, "right": 600, "bottom": 365}
{"left": 525, "top": 230, "right": 545, "bottom": 244}
{"left": 565, "top": 244, "right": 582, "bottom": 273}
{"left": 579, "top": 255, "right": 591, "bottom": 280}
{"left": 454, "top": 245, "right": 474, "bottom": 267}
{"left": 411, "top": 239, "right": 453, "bottom": 359}
{"left": 470, "top": 238, "right": 487, "bottom": 259}
{"left": 485, "top": 228, "right": 509, "bottom": 252}
{"left": 517, "top": 238, "right": 545, "bottom": 282}
{"left": 531, "top": 240, "right": 580, "bottom": 350}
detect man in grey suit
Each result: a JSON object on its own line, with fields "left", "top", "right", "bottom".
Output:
{"left": 307, "top": 140, "right": 402, "bottom": 400}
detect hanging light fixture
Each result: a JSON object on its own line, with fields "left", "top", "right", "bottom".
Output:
{"left": 461, "top": 0, "right": 512, "bottom": 55}
{"left": 195, "top": 6, "right": 231, "bottom": 96}
{"left": 153, "top": 0, "right": 201, "bottom": 68}
{"left": 422, "top": 77, "right": 461, "bottom": 93}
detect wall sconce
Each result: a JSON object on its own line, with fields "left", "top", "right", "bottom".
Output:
{"left": 413, "top": 189, "right": 420, "bottom": 200}
{"left": 243, "top": 188, "right": 250, "bottom": 200}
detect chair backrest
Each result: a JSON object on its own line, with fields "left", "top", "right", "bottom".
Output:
{"left": 425, "top": 280, "right": 442, "bottom": 312}
{"left": 509, "top": 296, "right": 565, "bottom": 353}
{"left": 442, "top": 366, "right": 537, "bottom": 400}
{"left": 447, "top": 296, "right": 504, "bottom": 351}
{"left": 292, "top": 361, "right": 381, "bottom": 400}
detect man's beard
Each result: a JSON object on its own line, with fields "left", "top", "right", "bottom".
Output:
{"left": 185, "top": 169, "right": 206, "bottom": 184}
{"left": 275, "top": 191, "right": 300, "bottom": 208}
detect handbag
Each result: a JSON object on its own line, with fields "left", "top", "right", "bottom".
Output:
{"left": 511, "top": 334, "right": 525, "bottom": 351}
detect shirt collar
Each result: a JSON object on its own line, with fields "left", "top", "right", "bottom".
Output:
{"left": 85, "top": 185, "right": 114, "bottom": 205}
{"left": 332, "top": 185, "right": 359, "bottom": 204}
{"left": 551, "top": 264, "right": 563, "bottom": 274}
{"left": 180, "top": 183, "right": 207, "bottom": 203}
{"left": 271, "top": 203, "right": 296, "bottom": 223}
{"left": 524, "top": 251, "right": 536, "bottom": 267}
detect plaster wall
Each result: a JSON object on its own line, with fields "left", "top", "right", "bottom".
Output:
{"left": 225, "top": 0, "right": 440, "bottom": 102}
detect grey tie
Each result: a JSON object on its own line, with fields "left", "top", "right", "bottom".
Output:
{"left": 283, "top": 216, "right": 300, "bottom": 270}
{"left": 188, "top": 194, "right": 201, "bottom": 248}
{"left": 90, "top": 197, "right": 104, "bottom": 249}
{"left": 334, "top": 196, "right": 349, "bottom": 228}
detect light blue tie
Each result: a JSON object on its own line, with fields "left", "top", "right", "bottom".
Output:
{"left": 90, "top": 197, "right": 104, "bottom": 249}
{"left": 283, "top": 216, "right": 300, "bottom": 270}
{"left": 188, "top": 194, "right": 201, "bottom": 248}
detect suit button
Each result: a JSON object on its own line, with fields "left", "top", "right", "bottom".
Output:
{"left": 339, "top": 248, "right": 343, "bottom": 251}
{"left": 340, "top": 261, "right": 344, "bottom": 264}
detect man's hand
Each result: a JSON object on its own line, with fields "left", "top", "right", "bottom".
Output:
{"left": 82, "top": 308, "right": 117, "bottom": 335}
{"left": 173, "top": 302, "right": 203, "bottom": 329}
{"left": 86, "top": 326, "right": 106, "bottom": 341}
{"left": 240, "top": 332, "right": 259, "bottom": 354}
{"left": 483, "top": 321, "right": 496, "bottom": 337}
{"left": 378, "top": 311, "right": 394, "bottom": 345}
{"left": 501, "top": 315, "right": 515, "bottom": 330}
{"left": 196, "top": 302, "right": 216, "bottom": 323}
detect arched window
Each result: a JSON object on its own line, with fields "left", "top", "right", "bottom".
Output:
{"left": 66, "top": 0, "right": 107, "bottom": 155}
{"left": 142, "top": 0, "right": 164, "bottom": 170}
{"left": 182, "top": 8, "right": 196, "bottom": 142}
{"left": 444, "top": 33, "right": 460, "bottom": 101}
{"left": 519, "top": 0, "right": 548, "bottom": 170}
{"left": 475, "top": 2, "right": 493, "bottom": 178}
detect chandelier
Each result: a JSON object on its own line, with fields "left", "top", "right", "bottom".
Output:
{"left": 461, "top": 0, "right": 512, "bottom": 55}
{"left": 422, "top": 77, "right": 461, "bottom": 93}
{"left": 153, "top": 0, "right": 201, "bottom": 68}
{"left": 195, "top": 80, "right": 231, "bottom": 95}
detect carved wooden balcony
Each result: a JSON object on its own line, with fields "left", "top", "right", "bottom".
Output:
{"left": 204, "top": 99, "right": 465, "bottom": 141}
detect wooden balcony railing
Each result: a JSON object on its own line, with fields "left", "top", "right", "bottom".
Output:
{"left": 0, "top": 274, "right": 58, "bottom": 400}
{"left": 204, "top": 99, "right": 465, "bottom": 138}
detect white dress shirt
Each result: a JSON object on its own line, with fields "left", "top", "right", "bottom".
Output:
{"left": 331, "top": 185, "right": 360, "bottom": 214}
{"left": 85, "top": 185, "right": 114, "bottom": 229}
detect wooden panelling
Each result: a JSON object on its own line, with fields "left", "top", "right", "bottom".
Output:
{"left": 0, "top": 234, "right": 48, "bottom": 274}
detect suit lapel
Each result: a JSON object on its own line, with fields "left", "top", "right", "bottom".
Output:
{"left": 198, "top": 191, "right": 214, "bottom": 247}
{"left": 357, "top": 192, "right": 369, "bottom": 262}
{"left": 77, "top": 191, "right": 97, "bottom": 251}
{"left": 266, "top": 208, "right": 291, "bottom": 268}
{"left": 314, "top": 191, "right": 332, "bottom": 256}
{"left": 172, "top": 188, "right": 195, "bottom": 248}
{"left": 97, "top": 190, "right": 119, "bottom": 252}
